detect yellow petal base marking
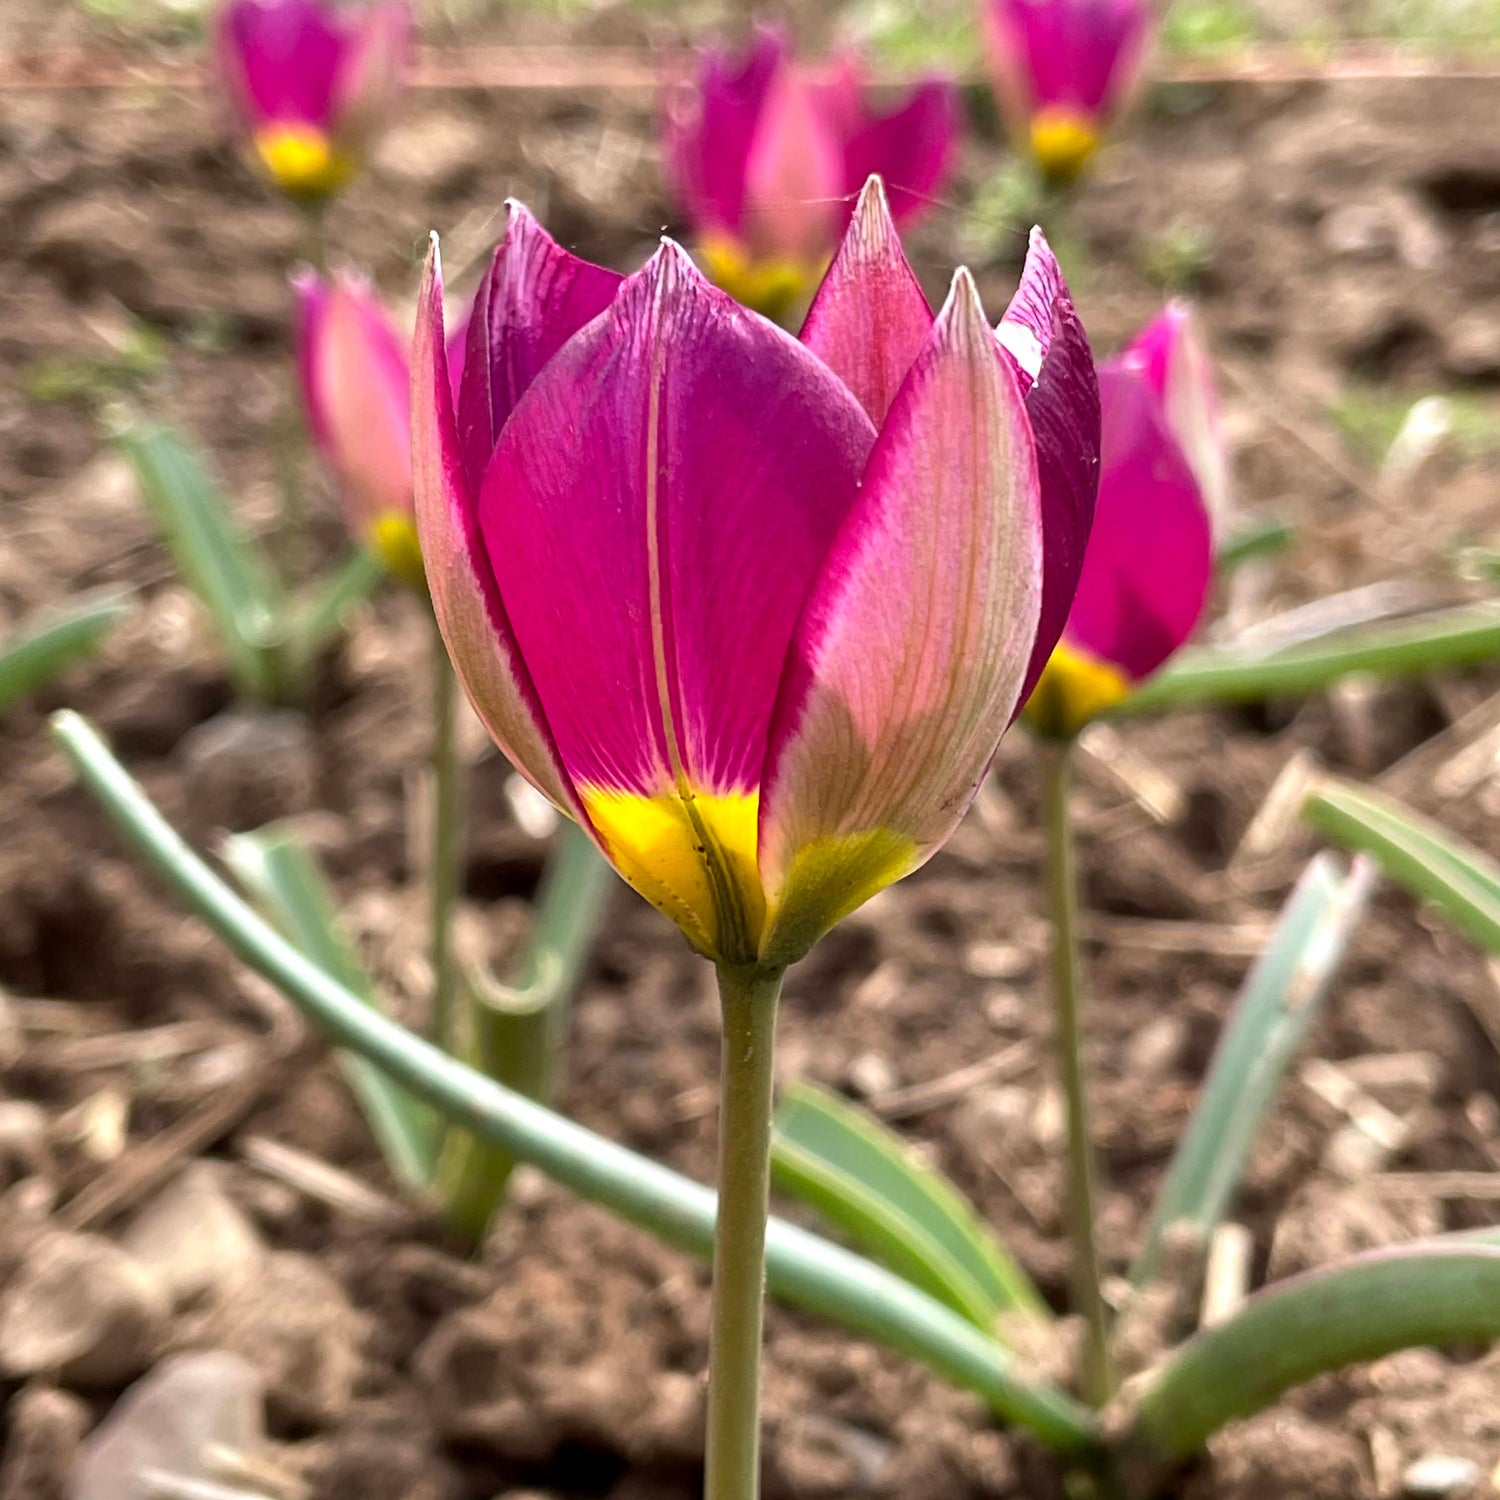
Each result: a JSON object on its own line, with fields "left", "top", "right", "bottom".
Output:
{"left": 370, "top": 512, "right": 426, "bottom": 592}
{"left": 1023, "top": 640, "right": 1131, "bottom": 739}
{"left": 255, "top": 123, "right": 353, "bottom": 200}
{"left": 580, "top": 786, "right": 765, "bottom": 963}
{"left": 698, "top": 235, "right": 823, "bottom": 323}
{"left": 1028, "top": 108, "right": 1101, "bottom": 184}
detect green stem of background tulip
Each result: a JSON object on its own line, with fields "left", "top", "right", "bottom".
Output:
{"left": 430, "top": 619, "right": 463, "bottom": 1051}
{"left": 1040, "top": 739, "right": 1114, "bottom": 1407}
{"left": 707, "top": 962, "right": 785, "bottom": 1500}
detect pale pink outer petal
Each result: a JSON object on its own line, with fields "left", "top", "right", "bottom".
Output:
{"left": 295, "top": 271, "right": 413, "bottom": 534}
{"left": 799, "top": 174, "right": 933, "bottom": 427}
{"left": 410, "top": 236, "right": 581, "bottom": 818}
{"left": 998, "top": 227, "right": 1101, "bottom": 713}
{"left": 741, "top": 63, "right": 845, "bottom": 263}
{"left": 1123, "top": 301, "right": 1231, "bottom": 534}
{"left": 758, "top": 269, "right": 1044, "bottom": 962}
{"left": 329, "top": 1, "right": 412, "bottom": 150}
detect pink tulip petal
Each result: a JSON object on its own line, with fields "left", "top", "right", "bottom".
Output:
{"left": 1123, "top": 301, "right": 1230, "bottom": 531}
{"left": 999, "top": 227, "right": 1102, "bottom": 711}
{"left": 984, "top": 0, "right": 1152, "bottom": 119}
{"left": 455, "top": 202, "right": 622, "bottom": 494}
{"left": 411, "top": 237, "right": 581, "bottom": 817}
{"left": 840, "top": 78, "right": 960, "bottom": 230}
{"left": 742, "top": 63, "right": 845, "bottom": 263}
{"left": 328, "top": 2, "right": 411, "bottom": 147}
{"left": 1063, "top": 360, "right": 1212, "bottom": 683}
{"left": 662, "top": 27, "right": 786, "bottom": 239}
{"left": 216, "top": 0, "right": 346, "bottom": 130}
{"left": 478, "top": 240, "right": 874, "bottom": 805}
{"left": 295, "top": 270, "right": 413, "bottom": 533}
{"left": 758, "top": 270, "right": 1043, "bottom": 963}
{"left": 799, "top": 175, "right": 933, "bottom": 426}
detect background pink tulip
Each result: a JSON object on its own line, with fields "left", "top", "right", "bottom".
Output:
{"left": 663, "top": 29, "right": 959, "bottom": 317}
{"left": 982, "top": 0, "right": 1153, "bottom": 181}
{"left": 1024, "top": 312, "right": 1216, "bottom": 738}
{"left": 215, "top": 0, "right": 412, "bottom": 199}
{"left": 295, "top": 270, "right": 467, "bottom": 587}
{"left": 415, "top": 183, "right": 1099, "bottom": 965}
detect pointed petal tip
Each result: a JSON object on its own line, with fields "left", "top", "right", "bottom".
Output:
{"left": 939, "top": 265, "right": 991, "bottom": 351}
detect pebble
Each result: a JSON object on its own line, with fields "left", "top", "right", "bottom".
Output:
{"left": 1402, "top": 1455, "right": 1482, "bottom": 1498}
{"left": 0, "top": 1386, "right": 87, "bottom": 1500}
{"left": 0, "top": 1231, "right": 167, "bottom": 1389}
{"left": 71, "top": 1351, "right": 265, "bottom": 1500}
{"left": 122, "top": 1163, "right": 266, "bottom": 1308}
{"left": 177, "top": 707, "right": 317, "bottom": 835}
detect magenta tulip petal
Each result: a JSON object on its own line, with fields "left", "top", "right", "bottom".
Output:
{"left": 800, "top": 176, "right": 933, "bottom": 426}
{"left": 1123, "top": 301, "right": 1230, "bottom": 531}
{"left": 455, "top": 202, "right": 622, "bottom": 496}
{"left": 217, "top": 0, "right": 345, "bottom": 129}
{"left": 741, "top": 64, "right": 844, "bottom": 263}
{"left": 480, "top": 242, "right": 874, "bottom": 806}
{"left": 758, "top": 270, "right": 1043, "bottom": 963}
{"left": 663, "top": 27, "right": 786, "bottom": 239}
{"left": 999, "top": 228, "right": 1101, "bottom": 711}
{"left": 985, "top": 0, "right": 1151, "bottom": 117}
{"left": 411, "top": 238, "right": 580, "bottom": 817}
{"left": 841, "top": 79, "right": 959, "bottom": 230}
{"left": 1063, "top": 361, "right": 1212, "bottom": 683}
{"left": 295, "top": 270, "right": 412, "bottom": 534}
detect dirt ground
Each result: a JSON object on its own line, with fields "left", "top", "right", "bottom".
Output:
{"left": 2, "top": 10, "right": 1500, "bottom": 1499}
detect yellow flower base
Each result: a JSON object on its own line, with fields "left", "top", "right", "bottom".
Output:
{"left": 1023, "top": 641, "right": 1131, "bottom": 739}
{"left": 255, "top": 123, "right": 354, "bottom": 201}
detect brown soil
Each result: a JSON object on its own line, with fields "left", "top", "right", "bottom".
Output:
{"left": 2, "top": 20, "right": 1500, "bottom": 1500}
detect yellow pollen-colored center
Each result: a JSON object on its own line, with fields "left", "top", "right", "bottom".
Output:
{"left": 580, "top": 786, "right": 765, "bottom": 962}
{"left": 254, "top": 123, "right": 353, "bottom": 199}
{"left": 370, "top": 513, "right": 427, "bottom": 592}
{"left": 698, "top": 235, "right": 824, "bottom": 323}
{"left": 1023, "top": 641, "right": 1132, "bottom": 739}
{"left": 1028, "top": 108, "right": 1102, "bottom": 184}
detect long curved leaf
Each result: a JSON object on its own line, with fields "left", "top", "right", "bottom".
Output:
{"left": 773, "top": 1082, "right": 1048, "bottom": 1331}
{"left": 0, "top": 591, "right": 131, "bottom": 714}
{"left": 1304, "top": 778, "right": 1500, "bottom": 954}
{"left": 1122, "top": 1245, "right": 1500, "bottom": 1475}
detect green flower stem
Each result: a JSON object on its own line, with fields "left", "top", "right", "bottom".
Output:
{"left": 1040, "top": 739, "right": 1113, "bottom": 1406}
{"left": 51, "top": 709, "right": 1100, "bottom": 1460}
{"left": 429, "top": 619, "right": 463, "bottom": 1050}
{"left": 706, "top": 964, "right": 784, "bottom": 1500}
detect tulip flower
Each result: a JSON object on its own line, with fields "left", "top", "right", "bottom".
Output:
{"left": 981, "top": 0, "right": 1153, "bottom": 182}
{"left": 663, "top": 29, "right": 959, "bottom": 318}
{"left": 295, "top": 270, "right": 470, "bottom": 588}
{"left": 414, "top": 181, "right": 1097, "bottom": 970}
{"left": 215, "top": 0, "right": 411, "bottom": 200}
{"left": 1023, "top": 310, "right": 1216, "bottom": 740}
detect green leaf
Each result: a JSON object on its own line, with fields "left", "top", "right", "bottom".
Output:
{"left": 0, "top": 591, "right": 132, "bottom": 714}
{"left": 114, "top": 417, "right": 287, "bottom": 700}
{"left": 223, "top": 826, "right": 441, "bottom": 1190}
{"left": 1122, "top": 1245, "right": 1500, "bottom": 1472}
{"left": 1132, "top": 854, "right": 1375, "bottom": 1283}
{"left": 1118, "top": 602, "right": 1500, "bottom": 714}
{"left": 1304, "top": 778, "right": 1500, "bottom": 954}
{"left": 1216, "top": 516, "right": 1294, "bottom": 572}
{"left": 49, "top": 709, "right": 1100, "bottom": 1460}
{"left": 772, "top": 1082, "right": 1048, "bottom": 1331}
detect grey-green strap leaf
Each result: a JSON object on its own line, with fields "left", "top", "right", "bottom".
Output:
{"left": 0, "top": 590, "right": 132, "bottom": 714}
{"left": 1304, "top": 777, "right": 1500, "bottom": 954}
{"left": 773, "top": 1081, "right": 1048, "bottom": 1331}
{"left": 1132, "top": 853, "right": 1375, "bottom": 1284}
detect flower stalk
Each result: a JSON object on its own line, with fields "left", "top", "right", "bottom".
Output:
{"left": 1040, "top": 738, "right": 1113, "bottom": 1405}
{"left": 429, "top": 615, "right": 463, "bottom": 1050}
{"left": 706, "top": 963, "right": 785, "bottom": 1500}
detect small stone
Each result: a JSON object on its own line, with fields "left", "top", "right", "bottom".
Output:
{"left": 121, "top": 1163, "right": 266, "bottom": 1308}
{"left": 0, "top": 1386, "right": 87, "bottom": 1500}
{"left": 846, "top": 1052, "right": 899, "bottom": 1099}
{"left": 71, "top": 1351, "right": 265, "bottom": 1500}
{"left": 1124, "top": 1015, "right": 1186, "bottom": 1079}
{"left": 964, "top": 941, "right": 1034, "bottom": 980}
{"left": 1402, "top": 1455, "right": 1482, "bottom": 1498}
{"left": 0, "top": 1231, "right": 167, "bottom": 1388}
{"left": 177, "top": 708, "right": 316, "bottom": 835}
{"left": 195, "top": 1252, "right": 368, "bottom": 1431}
